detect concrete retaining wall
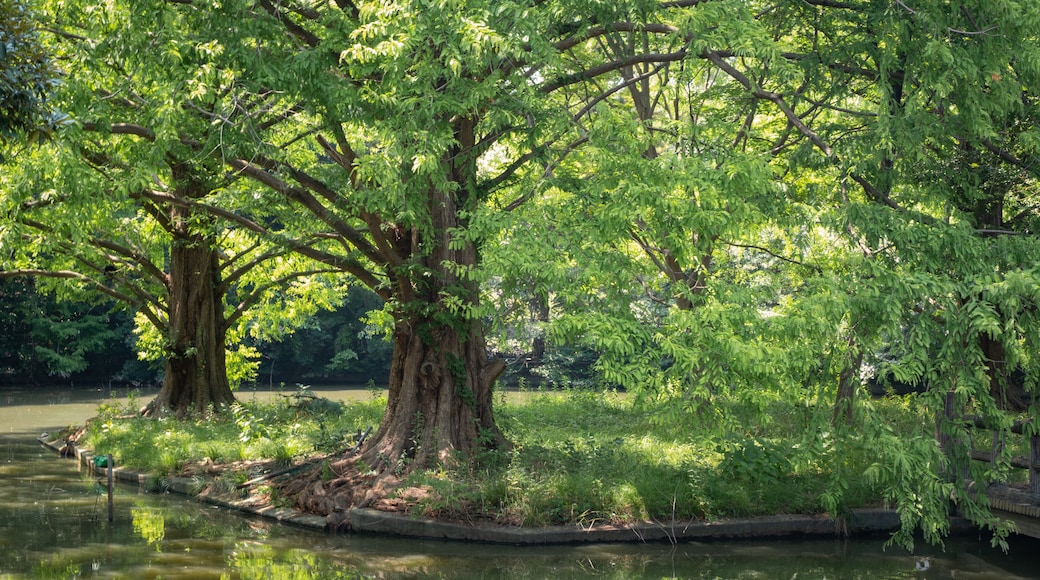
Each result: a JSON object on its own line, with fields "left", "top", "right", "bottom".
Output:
{"left": 38, "top": 436, "right": 946, "bottom": 545}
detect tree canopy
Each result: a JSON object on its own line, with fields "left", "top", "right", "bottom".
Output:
{"left": 0, "top": 0, "right": 356, "bottom": 414}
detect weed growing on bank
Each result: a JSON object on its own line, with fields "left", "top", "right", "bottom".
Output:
{"left": 82, "top": 387, "right": 926, "bottom": 527}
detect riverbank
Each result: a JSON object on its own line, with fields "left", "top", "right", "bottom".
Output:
{"left": 10, "top": 425, "right": 1035, "bottom": 579}
{"left": 39, "top": 433, "right": 927, "bottom": 544}
{"left": 59, "top": 389, "right": 993, "bottom": 547}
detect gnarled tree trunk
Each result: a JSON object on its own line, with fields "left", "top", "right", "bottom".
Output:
{"left": 361, "top": 316, "right": 507, "bottom": 472}
{"left": 360, "top": 167, "right": 507, "bottom": 472}
{"left": 144, "top": 223, "right": 235, "bottom": 417}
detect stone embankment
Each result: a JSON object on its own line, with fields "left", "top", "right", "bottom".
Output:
{"left": 38, "top": 435, "right": 927, "bottom": 544}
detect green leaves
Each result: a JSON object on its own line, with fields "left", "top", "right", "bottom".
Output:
{"left": 0, "top": 0, "right": 59, "bottom": 150}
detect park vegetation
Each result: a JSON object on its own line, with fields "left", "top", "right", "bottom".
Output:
{"left": 81, "top": 386, "right": 936, "bottom": 531}
{"left": 3, "top": 0, "right": 1040, "bottom": 550}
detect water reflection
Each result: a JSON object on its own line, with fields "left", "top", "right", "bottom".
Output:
{"left": 1, "top": 386, "right": 1039, "bottom": 578}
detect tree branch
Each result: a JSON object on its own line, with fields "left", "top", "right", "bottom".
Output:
{"left": 219, "top": 247, "right": 286, "bottom": 291}
{"left": 800, "top": 0, "right": 857, "bottom": 9}
{"left": 16, "top": 216, "right": 168, "bottom": 312}
{"left": 80, "top": 121, "right": 155, "bottom": 141}
{"left": 722, "top": 240, "right": 822, "bottom": 272}
{"left": 849, "top": 172, "right": 902, "bottom": 211}
{"left": 704, "top": 50, "right": 833, "bottom": 157}
{"left": 630, "top": 225, "right": 671, "bottom": 279}
{"left": 980, "top": 137, "right": 1035, "bottom": 174}
{"left": 91, "top": 238, "right": 169, "bottom": 288}
{"left": 137, "top": 189, "right": 389, "bottom": 297}
{"left": 552, "top": 22, "right": 679, "bottom": 54}
{"left": 540, "top": 50, "right": 687, "bottom": 94}
{"left": 0, "top": 269, "right": 147, "bottom": 314}
{"left": 225, "top": 268, "right": 342, "bottom": 329}
{"left": 225, "top": 157, "right": 388, "bottom": 268}
{"left": 256, "top": 0, "right": 320, "bottom": 47}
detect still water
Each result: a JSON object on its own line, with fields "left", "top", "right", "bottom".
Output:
{"left": 1, "top": 385, "right": 1038, "bottom": 579}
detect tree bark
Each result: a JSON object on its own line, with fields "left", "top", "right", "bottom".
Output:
{"left": 359, "top": 157, "right": 507, "bottom": 472}
{"left": 360, "top": 316, "right": 507, "bottom": 472}
{"left": 143, "top": 224, "right": 235, "bottom": 417}
{"left": 833, "top": 351, "right": 863, "bottom": 426}
{"left": 833, "top": 334, "right": 862, "bottom": 426}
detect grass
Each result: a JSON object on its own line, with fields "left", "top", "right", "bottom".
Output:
{"left": 84, "top": 389, "right": 385, "bottom": 474}
{"left": 457, "top": 389, "right": 887, "bottom": 526}
{"left": 82, "top": 386, "right": 925, "bottom": 528}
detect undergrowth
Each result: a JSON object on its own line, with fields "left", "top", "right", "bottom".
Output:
{"left": 83, "top": 389, "right": 386, "bottom": 474}
{"left": 408, "top": 389, "right": 894, "bottom": 526}
{"left": 82, "top": 387, "right": 927, "bottom": 528}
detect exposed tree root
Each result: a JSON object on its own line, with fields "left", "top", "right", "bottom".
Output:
{"left": 274, "top": 455, "right": 427, "bottom": 517}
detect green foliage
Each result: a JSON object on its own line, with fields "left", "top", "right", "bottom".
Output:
{"left": 483, "top": 0, "right": 1040, "bottom": 548}
{"left": 405, "top": 390, "right": 886, "bottom": 527}
{"left": 253, "top": 287, "right": 392, "bottom": 384}
{"left": 0, "top": 278, "right": 141, "bottom": 383}
{"left": 3, "top": 0, "right": 1039, "bottom": 550}
{"left": 84, "top": 391, "right": 385, "bottom": 474}
{"left": 0, "top": 0, "right": 61, "bottom": 150}
{"left": 714, "top": 436, "right": 792, "bottom": 488}
{"left": 0, "top": 0, "right": 364, "bottom": 401}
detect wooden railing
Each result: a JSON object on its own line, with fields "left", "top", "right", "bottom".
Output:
{"left": 966, "top": 415, "right": 1040, "bottom": 496}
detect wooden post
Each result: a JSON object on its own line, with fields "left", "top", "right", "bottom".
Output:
{"left": 107, "top": 454, "right": 114, "bottom": 523}
{"left": 1030, "top": 434, "right": 1039, "bottom": 497}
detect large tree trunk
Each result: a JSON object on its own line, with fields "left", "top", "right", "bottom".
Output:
{"left": 359, "top": 151, "right": 507, "bottom": 471}
{"left": 360, "top": 316, "right": 507, "bottom": 472}
{"left": 144, "top": 235, "right": 235, "bottom": 417}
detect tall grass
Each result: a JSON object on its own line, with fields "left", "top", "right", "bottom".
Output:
{"left": 434, "top": 389, "right": 890, "bottom": 526}
{"left": 83, "top": 387, "right": 918, "bottom": 527}
{"left": 83, "top": 389, "right": 386, "bottom": 474}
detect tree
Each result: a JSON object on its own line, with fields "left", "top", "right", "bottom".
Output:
{"left": 145, "top": 0, "right": 726, "bottom": 473}
{"left": 488, "top": 0, "right": 1040, "bottom": 548}
{"left": 170, "top": 0, "right": 1040, "bottom": 481}
{"left": 7, "top": 0, "right": 1037, "bottom": 548}
{"left": 0, "top": 0, "right": 348, "bottom": 415}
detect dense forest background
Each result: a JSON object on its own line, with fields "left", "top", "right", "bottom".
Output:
{"left": 0, "top": 278, "right": 399, "bottom": 387}
{"left": 0, "top": 278, "right": 587, "bottom": 388}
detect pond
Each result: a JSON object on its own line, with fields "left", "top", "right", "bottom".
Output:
{"left": 1, "top": 385, "right": 1038, "bottom": 579}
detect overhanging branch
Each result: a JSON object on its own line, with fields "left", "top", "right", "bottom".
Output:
{"left": 137, "top": 189, "right": 388, "bottom": 297}
{"left": 722, "top": 240, "right": 823, "bottom": 272}
{"left": 0, "top": 268, "right": 144, "bottom": 310}
{"left": 225, "top": 267, "right": 342, "bottom": 328}
{"left": 540, "top": 49, "right": 687, "bottom": 94}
